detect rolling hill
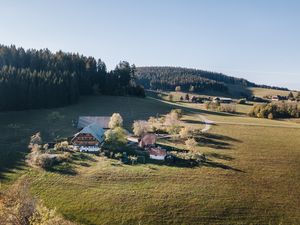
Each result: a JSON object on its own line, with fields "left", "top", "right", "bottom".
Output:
{"left": 136, "top": 66, "right": 289, "bottom": 97}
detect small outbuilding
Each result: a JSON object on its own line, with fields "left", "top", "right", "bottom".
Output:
{"left": 148, "top": 147, "right": 167, "bottom": 160}
{"left": 139, "top": 133, "right": 157, "bottom": 148}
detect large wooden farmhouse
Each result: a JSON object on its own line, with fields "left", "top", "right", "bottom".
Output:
{"left": 71, "top": 123, "right": 105, "bottom": 152}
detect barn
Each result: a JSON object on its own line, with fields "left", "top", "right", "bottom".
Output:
{"left": 71, "top": 123, "right": 105, "bottom": 152}
{"left": 77, "top": 116, "right": 111, "bottom": 129}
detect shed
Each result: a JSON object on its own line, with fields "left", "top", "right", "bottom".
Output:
{"left": 148, "top": 147, "right": 167, "bottom": 160}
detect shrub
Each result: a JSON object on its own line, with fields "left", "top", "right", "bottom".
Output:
{"left": 179, "top": 127, "right": 193, "bottom": 139}
{"left": 132, "top": 120, "right": 150, "bottom": 137}
{"left": 168, "top": 94, "right": 174, "bottom": 102}
{"left": 0, "top": 179, "right": 75, "bottom": 225}
{"left": 54, "top": 141, "right": 69, "bottom": 151}
{"left": 219, "top": 104, "right": 236, "bottom": 113}
{"left": 185, "top": 138, "right": 198, "bottom": 152}
{"left": 204, "top": 101, "right": 220, "bottom": 111}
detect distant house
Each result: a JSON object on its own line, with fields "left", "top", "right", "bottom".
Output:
{"left": 148, "top": 147, "right": 167, "bottom": 160}
{"left": 272, "top": 95, "right": 287, "bottom": 101}
{"left": 77, "top": 116, "right": 111, "bottom": 129}
{"left": 139, "top": 133, "right": 157, "bottom": 148}
{"left": 71, "top": 122, "right": 105, "bottom": 152}
{"left": 213, "top": 97, "right": 233, "bottom": 104}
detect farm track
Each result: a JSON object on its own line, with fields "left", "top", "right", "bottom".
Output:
{"left": 147, "top": 96, "right": 300, "bottom": 130}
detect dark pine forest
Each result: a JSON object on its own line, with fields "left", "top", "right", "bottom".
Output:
{"left": 0, "top": 45, "right": 144, "bottom": 111}
{"left": 135, "top": 66, "right": 289, "bottom": 94}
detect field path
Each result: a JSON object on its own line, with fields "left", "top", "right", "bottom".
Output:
{"left": 147, "top": 97, "right": 213, "bottom": 132}
{"left": 147, "top": 96, "right": 300, "bottom": 131}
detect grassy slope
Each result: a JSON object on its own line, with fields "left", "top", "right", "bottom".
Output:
{"left": 1, "top": 94, "right": 300, "bottom": 224}
{"left": 29, "top": 120, "right": 300, "bottom": 225}
{"left": 0, "top": 96, "right": 174, "bottom": 181}
{"left": 250, "top": 87, "right": 297, "bottom": 98}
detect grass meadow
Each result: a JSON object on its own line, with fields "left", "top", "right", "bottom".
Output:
{"left": 1, "top": 92, "right": 300, "bottom": 224}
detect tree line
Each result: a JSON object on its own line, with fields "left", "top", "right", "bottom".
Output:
{"left": 0, "top": 45, "right": 144, "bottom": 111}
{"left": 249, "top": 102, "right": 299, "bottom": 119}
{"left": 135, "top": 66, "right": 289, "bottom": 94}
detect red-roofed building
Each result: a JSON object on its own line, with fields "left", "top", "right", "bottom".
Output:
{"left": 148, "top": 147, "right": 167, "bottom": 160}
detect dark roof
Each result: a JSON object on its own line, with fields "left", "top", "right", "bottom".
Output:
{"left": 73, "top": 122, "right": 105, "bottom": 143}
{"left": 77, "top": 116, "right": 110, "bottom": 129}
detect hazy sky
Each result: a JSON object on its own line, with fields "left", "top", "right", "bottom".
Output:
{"left": 1, "top": 0, "right": 299, "bottom": 90}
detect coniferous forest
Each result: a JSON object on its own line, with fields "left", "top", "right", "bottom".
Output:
{"left": 0, "top": 45, "right": 145, "bottom": 111}
{"left": 135, "top": 66, "right": 289, "bottom": 93}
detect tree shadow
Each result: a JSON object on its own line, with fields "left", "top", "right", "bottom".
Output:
{"left": 0, "top": 151, "right": 27, "bottom": 182}
{"left": 199, "top": 132, "right": 242, "bottom": 143}
{"left": 195, "top": 136, "right": 232, "bottom": 150}
{"left": 46, "top": 163, "right": 78, "bottom": 176}
{"left": 201, "top": 159, "right": 245, "bottom": 173}
{"left": 205, "top": 152, "right": 234, "bottom": 161}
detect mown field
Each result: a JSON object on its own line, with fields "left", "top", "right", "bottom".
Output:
{"left": 1, "top": 93, "right": 300, "bottom": 224}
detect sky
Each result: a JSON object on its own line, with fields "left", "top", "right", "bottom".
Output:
{"left": 0, "top": 0, "right": 299, "bottom": 90}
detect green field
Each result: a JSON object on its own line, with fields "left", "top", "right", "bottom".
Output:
{"left": 0, "top": 96, "right": 174, "bottom": 181}
{"left": 1, "top": 94, "right": 300, "bottom": 224}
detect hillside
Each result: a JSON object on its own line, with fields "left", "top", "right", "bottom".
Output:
{"left": 1, "top": 95, "right": 300, "bottom": 224}
{"left": 136, "top": 66, "right": 289, "bottom": 97}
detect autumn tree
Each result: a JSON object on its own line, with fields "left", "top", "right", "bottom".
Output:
{"left": 108, "top": 113, "right": 123, "bottom": 129}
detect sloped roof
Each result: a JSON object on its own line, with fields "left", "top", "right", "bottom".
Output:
{"left": 78, "top": 116, "right": 110, "bottom": 129}
{"left": 75, "top": 122, "right": 105, "bottom": 142}
{"left": 148, "top": 147, "right": 167, "bottom": 157}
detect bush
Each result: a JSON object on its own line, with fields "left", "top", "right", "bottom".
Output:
{"left": 179, "top": 127, "right": 193, "bottom": 139}
{"left": 205, "top": 101, "right": 236, "bottom": 113}
{"left": 132, "top": 120, "right": 150, "bottom": 137}
{"left": 0, "top": 179, "right": 75, "bottom": 225}
{"left": 54, "top": 141, "right": 69, "bottom": 151}
{"left": 185, "top": 138, "right": 198, "bottom": 152}
{"left": 219, "top": 104, "right": 236, "bottom": 113}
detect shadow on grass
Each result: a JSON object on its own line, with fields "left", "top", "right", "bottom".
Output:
{"left": 45, "top": 152, "right": 98, "bottom": 176}
{"left": 0, "top": 150, "right": 27, "bottom": 182}
{"left": 145, "top": 156, "right": 244, "bottom": 172}
{"left": 46, "top": 162, "right": 78, "bottom": 176}
{"left": 206, "top": 152, "right": 234, "bottom": 161}
{"left": 201, "top": 159, "right": 245, "bottom": 173}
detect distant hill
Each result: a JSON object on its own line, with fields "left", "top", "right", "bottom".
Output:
{"left": 136, "top": 66, "right": 289, "bottom": 97}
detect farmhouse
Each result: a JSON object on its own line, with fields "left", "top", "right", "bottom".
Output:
{"left": 213, "top": 97, "right": 233, "bottom": 104}
{"left": 71, "top": 122, "right": 105, "bottom": 152}
{"left": 271, "top": 95, "right": 287, "bottom": 101}
{"left": 77, "top": 116, "right": 110, "bottom": 129}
